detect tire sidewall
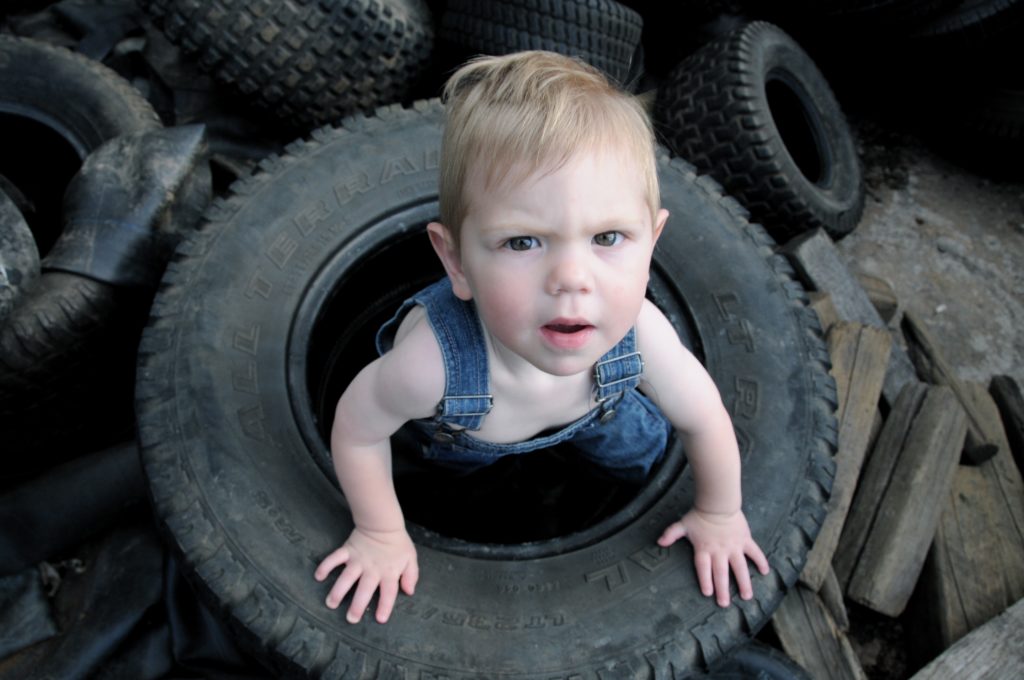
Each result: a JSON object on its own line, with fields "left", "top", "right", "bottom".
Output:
{"left": 751, "top": 27, "right": 862, "bottom": 221}
{"left": 140, "top": 104, "right": 830, "bottom": 677}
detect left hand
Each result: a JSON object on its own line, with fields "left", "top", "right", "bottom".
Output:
{"left": 657, "top": 508, "right": 769, "bottom": 607}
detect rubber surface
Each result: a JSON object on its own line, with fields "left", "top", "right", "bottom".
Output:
{"left": 655, "top": 21, "right": 865, "bottom": 242}
{"left": 136, "top": 101, "right": 836, "bottom": 677}
{"left": 439, "top": 0, "right": 644, "bottom": 86}
{"left": 138, "top": 0, "right": 435, "bottom": 129}
{"left": 0, "top": 36, "right": 161, "bottom": 469}
{"left": 0, "top": 187, "right": 39, "bottom": 322}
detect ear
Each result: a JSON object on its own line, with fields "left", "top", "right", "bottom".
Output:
{"left": 652, "top": 208, "right": 669, "bottom": 245}
{"left": 427, "top": 221, "right": 473, "bottom": 301}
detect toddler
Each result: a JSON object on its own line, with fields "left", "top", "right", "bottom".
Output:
{"left": 314, "top": 50, "right": 769, "bottom": 624}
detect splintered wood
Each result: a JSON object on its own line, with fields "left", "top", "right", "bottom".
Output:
{"left": 800, "top": 322, "right": 891, "bottom": 591}
{"left": 776, "top": 228, "right": 1024, "bottom": 675}
{"left": 913, "top": 382, "right": 1024, "bottom": 650}
{"left": 909, "top": 598, "right": 1024, "bottom": 680}
{"left": 838, "top": 383, "right": 967, "bottom": 616}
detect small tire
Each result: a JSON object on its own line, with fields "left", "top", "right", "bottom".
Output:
{"left": 0, "top": 36, "right": 161, "bottom": 474}
{"left": 136, "top": 101, "right": 836, "bottom": 677}
{"left": 655, "top": 21, "right": 865, "bottom": 242}
{"left": 138, "top": 0, "right": 436, "bottom": 130}
{"left": 439, "top": 0, "right": 644, "bottom": 87}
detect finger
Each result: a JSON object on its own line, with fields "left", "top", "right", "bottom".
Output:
{"left": 694, "top": 551, "right": 713, "bottom": 599}
{"left": 401, "top": 561, "right": 419, "bottom": 596}
{"left": 347, "top": 574, "right": 380, "bottom": 624}
{"left": 314, "top": 547, "right": 350, "bottom": 581}
{"left": 730, "top": 553, "right": 754, "bottom": 601}
{"left": 325, "top": 564, "right": 361, "bottom": 610}
{"left": 712, "top": 556, "right": 731, "bottom": 607}
{"left": 747, "top": 541, "right": 771, "bottom": 575}
{"left": 375, "top": 578, "right": 400, "bottom": 623}
{"left": 657, "top": 522, "right": 686, "bottom": 547}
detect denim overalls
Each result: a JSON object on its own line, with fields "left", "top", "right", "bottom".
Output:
{"left": 376, "top": 279, "right": 672, "bottom": 483}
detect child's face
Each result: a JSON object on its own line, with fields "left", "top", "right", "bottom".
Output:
{"left": 429, "top": 146, "right": 668, "bottom": 377}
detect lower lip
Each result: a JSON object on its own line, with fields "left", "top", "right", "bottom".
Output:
{"left": 540, "top": 325, "right": 595, "bottom": 350}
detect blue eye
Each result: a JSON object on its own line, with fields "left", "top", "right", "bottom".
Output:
{"left": 506, "top": 236, "right": 538, "bottom": 251}
{"left": 594, "top": 231, "right": 622, "bottom": 247}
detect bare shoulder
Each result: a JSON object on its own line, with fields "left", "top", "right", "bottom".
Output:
{"left": 371, "top": 306, "right": 445, "bottom": 421}
{"left": 636, "top": 299, "right": 689, "bottom": 366}
{"left": 635, "top": 299, "right": 720, "bottom": 422}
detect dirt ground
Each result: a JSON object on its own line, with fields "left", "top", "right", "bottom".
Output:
{"left": 839, "top": 120, "right": 1024, "bottom": 392}
{"left": 823, "top": 119, "right": 1024, "bottom": 679}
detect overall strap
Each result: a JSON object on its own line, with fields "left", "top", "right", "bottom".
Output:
{"left": 376, "top": 278, "right": 493, "bottom": 433}
{"left": 593, "top": 327, "right": 644, "bottom": 422}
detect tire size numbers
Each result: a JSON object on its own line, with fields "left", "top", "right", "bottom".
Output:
{"left": 394, "top": 599, "right": 567, "bottom": 630}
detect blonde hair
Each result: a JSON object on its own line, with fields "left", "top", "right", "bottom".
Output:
{"left": 438, "top": 51, "right": 661, "bottom": 244}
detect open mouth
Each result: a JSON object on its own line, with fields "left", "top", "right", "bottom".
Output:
{"left": 545, "top": 323, "right": 591, "bottom": 334}
{"left": 540, "top": 320, "right": 594, "bottom": 349}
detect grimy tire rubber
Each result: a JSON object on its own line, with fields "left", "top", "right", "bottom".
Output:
{"left": 135, "top": 101, "right": 837, "bottom": 678}
{"left": 0, "top": 187, "right": 39, "bottom": 322}
{"left": 655, "top": 21, "right": 864, "bottom": 242}
{"left": 138, "top": 0, "right": 435, "bottom": 130}
{"left": 0, "top": 36, "right": 161, "bottom": 471}
{"left": 439, "top": 0, "right": 644, "bottom": 87}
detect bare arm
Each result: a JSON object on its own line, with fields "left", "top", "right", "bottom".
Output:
{"left": 314, "top": 312, "right": 444, "bottom": 623}
{"left": 636, "top": 300, "right": 769, "bottom": 606}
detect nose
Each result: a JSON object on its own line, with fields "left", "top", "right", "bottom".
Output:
{"left": 546, "top": 246, "right": 593, "bottom": 295}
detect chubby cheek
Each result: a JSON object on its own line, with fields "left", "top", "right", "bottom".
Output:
{"left": 473, "top": 281, "right": 533, "bottom": 338}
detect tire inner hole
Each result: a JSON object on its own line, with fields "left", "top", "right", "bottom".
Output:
{"left": 0, "top": 113, "right": 83, "bottom": 256}
{"left": 765, "top": 76, "right": 825, "bottom": 185}
{"left": 308, "top": 229, "right": 649, "bottom": 545}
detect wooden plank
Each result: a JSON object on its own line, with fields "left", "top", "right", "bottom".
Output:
{"left": 855, "top": 272, "right": 899, "bottom": 324}
{"left": 845, "top": 385, "right": 968, "bottom": 616}
{"left": 800, "top": 322, "right": 891, "bottom": 590}
{"left": 834, "top": 382, "right": 930, "bottom": 589}
{"left": 820, "top": 566, "right": 850, "bottom": 632}
{"left": 772, "top": 585, "right": 867, "bottom": 680}
{"left": 990, "top": 375, "right": 1024, "bottom": 478}
{"left": 962, "top": 381, "right": 1024, "bottom": 574}
{"left": 901, "top": 310, "right": 998, "bottom": 464}
{"left": 808, "top": 290, "right": 840, "bottom": 334}
{"left": 781, "top": 228, "right": 919, "bottom": 405}
{"left": 904, "top": 407, "right": 1024, "bottom": 661}
{"left": 909, "top": 598, "right": 1024, "bottom": 680}
{"left": 918, "top": 464, "right": 1023, "bottom": 653}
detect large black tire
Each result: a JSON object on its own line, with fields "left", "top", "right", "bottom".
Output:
{"left": 136, "top": 101, "right": 836, "bottom": 678}
{"left": 137, "top": 0, "right": 435, "bottom": 130}
{"left": 655, "top": 21, "right": 864, "bottom": 242}
{"left": 0, "top": 36, "right": 161, "bottom": 471}
{"left": 439, "top": 0, "right": 644, "bottom": 87}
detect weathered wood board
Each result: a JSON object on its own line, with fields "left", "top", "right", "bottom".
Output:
{"left": 902, "top": 311, "right": 998, "bottom": 463}
{"left": 800, "top": 322, "right": 891, "bottom": 591}
{"left": 909, "top": 598, "right": 1024, "bottom": 680}
{"left": 772, "top": 585, "right": 867, "bottom": 680}
{"left": 990, "top": 374, "right": 1024, "bottom": 477}
{"left": 838, "top": 384, "right": 968, "bottom": 616}
{"left": 781, "top": 229, "right": 918, "bottom": 405}
{"left": 913, "top": 382, "right": 1024, "bottom": 652}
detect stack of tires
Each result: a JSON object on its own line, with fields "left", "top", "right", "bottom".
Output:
{"left": 22, "top": 0, "right": 1002, "bottom": 677}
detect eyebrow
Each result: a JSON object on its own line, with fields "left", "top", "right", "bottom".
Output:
{"left": 481, "top": 217, "right": 646, "bottom": 235}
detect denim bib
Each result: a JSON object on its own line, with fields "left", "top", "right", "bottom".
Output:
{"left": 376, "top": 278, "right": 671, "bottom": 482}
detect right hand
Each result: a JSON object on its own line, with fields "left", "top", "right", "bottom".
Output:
{"left": 314, "top": 526, "right": 419, "bottom": 624}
